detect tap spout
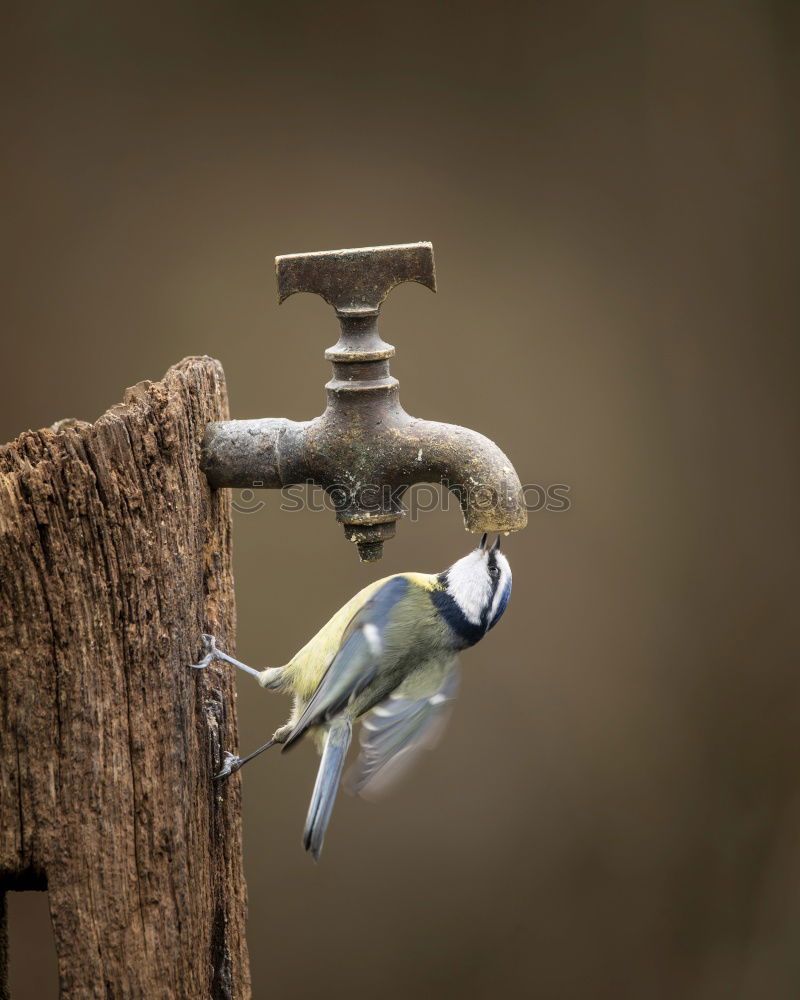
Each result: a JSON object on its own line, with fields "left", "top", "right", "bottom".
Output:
{"left": 396, "top": 417, "right": 528, "bottom": 535}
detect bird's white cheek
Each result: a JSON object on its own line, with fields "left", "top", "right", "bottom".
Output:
{"left": 446, "top": 566, "right": 492, "bottom": 625}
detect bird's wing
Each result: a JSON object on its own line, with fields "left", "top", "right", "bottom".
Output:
{"left": 282, "top": 576, "right": 411, "bottom": 750}
{"left": 345, "top": 664, "right": 460, "bottom": 798}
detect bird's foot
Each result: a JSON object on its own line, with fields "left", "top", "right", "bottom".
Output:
{"left": 188, "top": 633, "right": 219, "bottom": 669}
{"left": 213, "top": 738, "right": 278, "bottom": 782}
{"left": 188, "top": 634, "right": 263, "bottom": 679}
{"left": 214, "top": 751, "right": 242, "bottom": 780}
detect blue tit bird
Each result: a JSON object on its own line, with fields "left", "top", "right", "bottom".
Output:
{"left": 190, "top": 533, "right": 511, "bottom": 860}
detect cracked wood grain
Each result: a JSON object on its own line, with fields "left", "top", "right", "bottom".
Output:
{"left": 0, "top": 357, "right": 250, "bottom": 998}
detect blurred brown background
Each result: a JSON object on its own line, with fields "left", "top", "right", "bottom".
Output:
{"left": 1, "top": 1, "right": 798, "bottom": 997}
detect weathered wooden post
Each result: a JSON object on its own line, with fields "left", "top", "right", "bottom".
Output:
{"left": 0, "top": 358, "right": 250, "bottom": 998}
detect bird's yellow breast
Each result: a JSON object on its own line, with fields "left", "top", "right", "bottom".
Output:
{"left": 283, "top": 572, "right": 440, "bottom": 700}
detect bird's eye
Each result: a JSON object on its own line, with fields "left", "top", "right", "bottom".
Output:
{"left": 489, "top": 565, "right": 500, "bottom": 579}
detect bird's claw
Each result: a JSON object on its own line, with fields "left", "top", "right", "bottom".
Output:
{"left": 214, "top": 751, "right": 242, "bottom": 780}
{"left": 189, "top": 633, "right": 218, "bottom": 669}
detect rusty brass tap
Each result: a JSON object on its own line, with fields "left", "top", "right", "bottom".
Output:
{"left": 201, "top": 242, "right": 527, "bottom": 561}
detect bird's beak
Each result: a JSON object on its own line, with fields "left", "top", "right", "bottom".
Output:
{"left": 478, "top": 532, "right": 488, "bottom": 551}
{"left": 491, "top": 535, "right": 501, "bottom": 552}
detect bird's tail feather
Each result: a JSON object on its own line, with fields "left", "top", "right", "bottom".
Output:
{"left": 303, "top": 720, "right": 352, "bottom": 861}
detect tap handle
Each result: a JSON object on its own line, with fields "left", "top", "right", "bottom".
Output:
{"left": 276, "top": 242, "right": 436, "bottom": 317}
